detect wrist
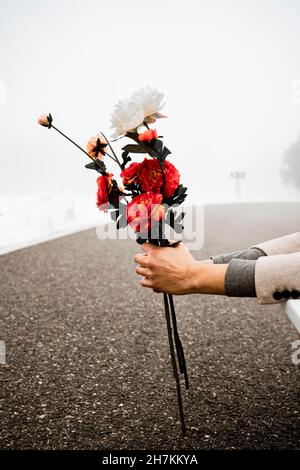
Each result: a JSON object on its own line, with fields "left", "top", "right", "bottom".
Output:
{"left": 189, "top": 261, "right": 228, "bottom": 294}
{"left": 186, "top": 261, "right": 205, "bottom": 293}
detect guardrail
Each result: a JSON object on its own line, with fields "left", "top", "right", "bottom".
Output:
{"left": 286, "top": 300, "right": 300, "bottom": 333}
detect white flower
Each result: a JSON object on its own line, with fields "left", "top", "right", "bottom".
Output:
{"left": 110, "top": 98, "right": 144, "bottom": 139}
{"left": 110, "top": 87, "right": 165, "bottom": 138}
{"left": 132, "top": 86, "right": 164, "bottom": 118}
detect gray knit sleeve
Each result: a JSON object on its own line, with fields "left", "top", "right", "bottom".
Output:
{"left": 211, "top": 247, "right": 266, "bottom": 264}
{"left": 224, "top": 259, "right": 257, "bottom": 297}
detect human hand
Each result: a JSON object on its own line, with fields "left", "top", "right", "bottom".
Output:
{"left": 133, "top": 242, "right": 197, "bottom": 294}
{"left": 134, "top": 243, "right": 227, "bottom": 295}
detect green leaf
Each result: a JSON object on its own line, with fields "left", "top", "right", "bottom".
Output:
{"left": 162, "top": 146, "right": 171, "bottom": 160}
{"left": 85, "top": 161, "right": 97, "bottom": 170}
{"left": 152, "top": 112, "right": 168, "bottom": 119}
{"left": 85, "top": 159, "right": 107, "bottom": 175}
{"left": 121, "top": 150, "right": 132, "bottom": 170}
{"left": 95, "top": 159, "right": 107, "bottom": 174}
{"left": 153, "top": 139, "right": 163, "bottom": 154}
{"left": 122, "top": 144, "right": 147, "bottom": 154}
{"left": 163, "top": 185, "right": 188, "bottom": 206}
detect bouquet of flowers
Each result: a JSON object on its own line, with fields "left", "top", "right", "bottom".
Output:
{"left": 38, "top": 87, "right": 189, "bottom": 435}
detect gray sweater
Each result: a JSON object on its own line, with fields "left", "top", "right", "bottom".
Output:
{"left": 211, "top": 248, "right": 266, "bottom": 297}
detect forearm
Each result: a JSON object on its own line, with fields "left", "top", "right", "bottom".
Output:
{"left": 190, "top": 259, "right": 257, "bottom": 297}
{"left": 189, "top": 262, "right": 228, "bottom": 295}
{"left": 134, "top": 243, "right": 256, "bottom": 297}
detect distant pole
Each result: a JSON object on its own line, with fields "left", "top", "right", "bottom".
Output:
{"left": 230, "top": 171, "right": 246, "bottom": 200}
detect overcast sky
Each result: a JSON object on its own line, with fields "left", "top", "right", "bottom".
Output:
{"left": 1, "top": 0, "right": 300, "bottom": 203}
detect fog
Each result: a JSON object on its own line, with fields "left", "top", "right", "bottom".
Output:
{"left": 0, "top": 0, "right": 300, "bottom": 251}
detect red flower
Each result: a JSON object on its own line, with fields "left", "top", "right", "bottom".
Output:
{"left": 127, "top": 192, "right": 165, "bottom": 234}
{"left": 96, "top": 173, "right": 113, "bottom": 210}
{"left": 121, "top": 158, "right": 180, "bottom": 198}
{"left": 139, "top": 158, "right": 180, "bottom": 198}
{"left": 138, "top": 158, "right": 163, "bottom": 194}
{"left": 120, "top": 162, "right": 142, "bottom": 186}
{"left": 138, "top": 129, "right": 158, "bottom": 142}
{"left": 161, "top": 160, "right": 180, "bottom": 198}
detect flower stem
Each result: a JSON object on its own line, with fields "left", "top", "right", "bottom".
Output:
{"left": 168, "top": 293, "right": 189, "bottom": 390}
{"left": 51, "top": 125, "right": 94, "bottom": 161}
{"left": 104, "top": 151, "right": 119, "bottom": 165}
{"left": 51, "top": 125, "right": 124, "bottom": 176}
{"left": 163, "top": 292, "right": 186, "bottom": 436}
{"left": 100, "top": 131, "right": 123, "bottom": 170}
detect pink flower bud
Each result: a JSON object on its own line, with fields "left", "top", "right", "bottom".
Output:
{"left": 37, "top": 114, "right": 52, "bottom": 128}
{"left": 86, "top": 134, "right": 107, "bottom": 160}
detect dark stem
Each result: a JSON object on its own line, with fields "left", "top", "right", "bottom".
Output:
{"left": 168, "top": 294, "right": 189, "bottom": 390}
{"left": 104, "top": 151, "right": 121, "bottom": 166}
{"left": 52, "top": 125, "right": 122, "bottom": 174}
{"left": 152, "top": 238, "right": 186, "bottom": 436}
{"left": 100, "top": 131, "right": 123, "bottom": 170}
{"left": 163, "top": 293, "right": 186, "bottom": 437}
{"left": 52, "top": 125, "right": 94, "bottom": 161}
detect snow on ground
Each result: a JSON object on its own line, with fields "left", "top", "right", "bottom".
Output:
{"left": 0, "top": 193, "right": 110, "bottom": 255}
{"left": 1, "top": 190, "right": 299, "bottom": 256}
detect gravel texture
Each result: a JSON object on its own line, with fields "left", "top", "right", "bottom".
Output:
{"left": 0, "top": 202, "right": 299, "bottom": 450}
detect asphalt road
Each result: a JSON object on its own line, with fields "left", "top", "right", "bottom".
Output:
{"left": 0, "top": 203, "right": 299, "bottom": 450}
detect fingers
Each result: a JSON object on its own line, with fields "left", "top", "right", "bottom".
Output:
{"left": 133, "top": 253, "right": 149, "bottom": 266}
{"left": 139, "top": 277, "right": 162, "bottom": 292}
{"left": 136, "top": 266, "right": 152, "bottom": 277}
{"left": 140, "top": 277, "right": 153, "bottom": 288}
{"left": 140, "top": 277, "right": 161, "bottom": 292}
{"left": 135, "top": 245, "right": 162, "bottom": 292}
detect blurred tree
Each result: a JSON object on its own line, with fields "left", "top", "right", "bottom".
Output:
{"left": 281, "top": 135, "right": 300, "bottom": 190}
